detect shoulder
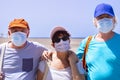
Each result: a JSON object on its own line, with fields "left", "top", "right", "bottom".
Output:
{"left": 28, "top": 41, "right": 44, "bottom": 47}
{"left": 27, "top": 41, "right": 48, "bottom": 50}
{"left": 114, "top": 32, "right": 120, "bottom": 38}
{"left": 0, "top": 42, "right": 7, "bottom": 49}
{"left": 79, "top": 36, "right": 93, "bottom": 47}
{"left": 0, "top": 42, "right": 7, "bottom": 54}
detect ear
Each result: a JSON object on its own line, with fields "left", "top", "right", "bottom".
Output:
{"left": 27, "top": 30, "right": 30, "bottom": 37}
{"left": 113, "top": 17, "right": 117, "bottom": 24}
{"left": 8, "top": 31, "right": 10, "bottom": 36}
{"left": 69, "top": 39, "right": 71, "bottom": 43}
{"left": 112, "top": 17, "right": 117, "bottom": 30}
{"left": 93, "top": 18, "right": 97, "bottom": 27}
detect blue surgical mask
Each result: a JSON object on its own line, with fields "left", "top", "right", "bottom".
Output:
{"left": 54, "top": 40, "right": 70, "bottom": 52}
{"left": 97, "top": 18, "right": 114, "bottom": 33}
{"left": 11, "top": 32, "right": 27, "bottom": 47}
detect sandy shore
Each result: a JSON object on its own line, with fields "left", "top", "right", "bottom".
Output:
{"left": 0, "top": 38, "right": 83, "bottom": 52}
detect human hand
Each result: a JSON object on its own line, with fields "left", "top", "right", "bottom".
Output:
{"left": 41, "top": 50, "right": 53, "bottom": 61}
{"left": 68, "top": 50, "right": 79, "bottom": 64}
{"left": 0, "top": 72, "right": 4, "bottom": 80}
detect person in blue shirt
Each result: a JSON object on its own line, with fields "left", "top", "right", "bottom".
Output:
{"left": 76, "top": 3, "right": 120, "bottom": 80}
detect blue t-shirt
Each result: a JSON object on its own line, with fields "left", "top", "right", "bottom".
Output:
{"left": 0, "top": 41, "right": 47, "bottom": 80}
{"left": 76, "top": 32, "right": 120, "bottom": 80}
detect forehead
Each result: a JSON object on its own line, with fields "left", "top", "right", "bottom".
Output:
{"left": 96, "top": 14, "right": 113, "bottom": 20}
{"left": 57, "top": 33, "right": 65, "bottom": 38}
{"left": 52, "top": 31, "right": 70, "bottom": 39}
{"left": 9, "top": 27, "right": 27, "bottom": 30}
{"left": 54, "top": 31, "right": 68, "bottom": 36}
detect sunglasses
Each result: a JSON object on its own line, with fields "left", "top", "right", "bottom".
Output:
{"left": 53, "top": 36, "right": 69, "bottom": 43}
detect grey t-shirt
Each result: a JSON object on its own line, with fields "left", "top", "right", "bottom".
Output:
{"left": 0, "top": 41, "right": 47, "bottom": 80}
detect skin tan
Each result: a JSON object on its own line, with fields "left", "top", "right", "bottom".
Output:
{"left": 37, "top": 33, "right": 85, "bottom": 80}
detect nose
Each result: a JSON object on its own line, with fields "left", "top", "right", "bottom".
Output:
{"left": 59, "top": 39, "right": 63, "bottom": 43}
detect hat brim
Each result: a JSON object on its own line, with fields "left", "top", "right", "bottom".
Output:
{"left": 50, "top": 27, "right": 67, "bottom": 39}
{"left": 95, "top": 12, "right": 114, "bottom": 17}
{"left": 9, "top": 24, "right": 28, "bottom": 29}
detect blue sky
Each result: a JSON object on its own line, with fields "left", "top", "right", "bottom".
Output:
{"left": 0, "top": 0, "right": 120, "bottom": 38}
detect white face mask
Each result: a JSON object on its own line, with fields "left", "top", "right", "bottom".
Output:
{"left": 11, "top": 32, "right": 27, "bottom": 47}
{"left": 54, "top": 40, "right": 70, "bottom": 52}
{"left": 97, "top": 18, "right": 114, "bottom": 33}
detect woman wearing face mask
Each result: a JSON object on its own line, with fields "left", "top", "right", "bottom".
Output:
{"left": 37, "top": 26, "right": 85, "bottom": 80}
{"left": 77, "top": 3, "right": 120, "bottom": 80}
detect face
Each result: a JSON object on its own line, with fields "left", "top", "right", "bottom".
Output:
{"left": 52, "top": 31, "right": 70, "bottom": 44}
{"left": 52, "top": 31, "right": 70, "bottom": 52}
{"left": 94, "top": 14, "right": 116, "bottom": 26}
{"left": 93, "top": 14, "right": 116, "bottom": 33}
{"left": 8, "top": 27, "right": 30, "bottom": 47}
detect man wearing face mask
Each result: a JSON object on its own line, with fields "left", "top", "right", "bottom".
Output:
{"left": 0, "top": 18, "right": 47, "bottom": 80}
{"left": 37, "top": 26, "right": 85, "bottom": 80}
{"left": 76, "top": 3, "right": 120, "bottom": 80}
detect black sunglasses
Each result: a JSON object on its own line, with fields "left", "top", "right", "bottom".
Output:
{"left": 53, "top": 36, "right": 69, "bottom": 43}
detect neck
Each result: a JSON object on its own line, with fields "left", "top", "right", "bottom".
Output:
{"left": 8, "top": 41, "right": 27, "bottom": 49}
{"left": 50, "top": 51, "right": 70, "bottom": 69}
{"left": 95, "top": 31, "right": 114, "bottom": 41}
{"left": 53, "top": 51, "right": 69, "bottom": 60}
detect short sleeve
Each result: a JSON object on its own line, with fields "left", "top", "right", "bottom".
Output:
{"left": 38, "top": 60, "right": 46, "bottom": 72}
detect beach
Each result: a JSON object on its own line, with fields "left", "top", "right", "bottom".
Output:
{"left": 0, "top": 38, "right": 83, "bottom": 52}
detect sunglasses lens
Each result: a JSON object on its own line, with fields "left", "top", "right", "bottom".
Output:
{"left": 53, "top": 36, "right": 69, "bottom": 43}
{"left": 53, "top": 37, "right": 60, "bottom": 43}
{"left": 62, "top": 36, "right": 69, "bottom": 41}
{"left": 56, "top": 39, "right": 60, "bottom": 43}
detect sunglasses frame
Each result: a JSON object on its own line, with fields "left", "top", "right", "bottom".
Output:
{"left": 53, "top": 36, "right": 69, "bottom": 43}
